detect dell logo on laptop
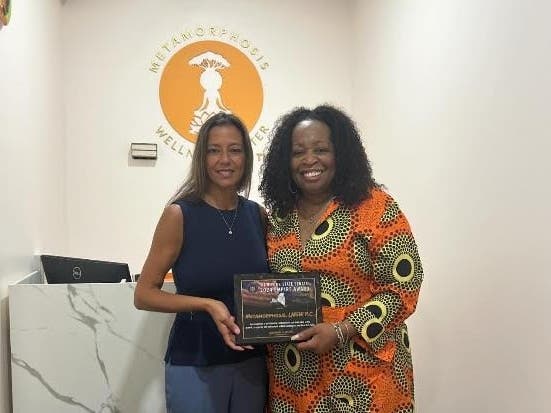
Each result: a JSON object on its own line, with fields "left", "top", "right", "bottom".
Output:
{"left": 72, "top": 266, "right": 82, "bottom": 280}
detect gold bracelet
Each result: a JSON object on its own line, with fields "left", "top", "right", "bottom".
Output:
{"left": 341, "top": 321, "right": 351, "bottom": 341}
{"left": 331, "top": 322, "right": 345, "bottom": 348}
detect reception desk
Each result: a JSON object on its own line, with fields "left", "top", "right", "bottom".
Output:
{"left": 9, "top": 273, "right": 175, "bottom": 412}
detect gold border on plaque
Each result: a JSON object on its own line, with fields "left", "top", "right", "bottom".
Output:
{"left": 234, "top": 272, "right": 323, "bottom": 344}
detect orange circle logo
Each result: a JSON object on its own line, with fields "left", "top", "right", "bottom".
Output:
{"left": 159, "top": 40, "right": 263, "bottom": 144}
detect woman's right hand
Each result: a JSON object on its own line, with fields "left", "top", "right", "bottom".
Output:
{"left": 205, "top": 299, "right": 253, "bottom": 351}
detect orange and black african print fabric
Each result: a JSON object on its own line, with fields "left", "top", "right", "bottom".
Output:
{"left": 266, "top": 188, "right": 423, "bottom": 413}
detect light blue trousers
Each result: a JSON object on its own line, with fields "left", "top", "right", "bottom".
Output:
{"left": 165, "top": 356, "right": 267, "bottom": 413}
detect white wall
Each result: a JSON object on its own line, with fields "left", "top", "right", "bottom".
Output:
{"left": 0, "top": 1, "right": 66, "bottom": 412}
{"left": 352, "top": 0, "right": 551, "bottom": 411}
{"left": 61, "top": 0, "right": 354, "bottom": 274}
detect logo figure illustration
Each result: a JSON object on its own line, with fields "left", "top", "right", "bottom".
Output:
{"left": 188, "top": 51, "right": 232, "bottom": 133}
{"left": 158, "top": 40, "right": 264, "bottom": 144}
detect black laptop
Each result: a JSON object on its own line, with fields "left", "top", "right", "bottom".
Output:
{"left": 40, "top": 255, "right": 132, "bottom": 284}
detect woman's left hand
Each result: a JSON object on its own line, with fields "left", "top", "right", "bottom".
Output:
{"left": 205, "top": 299, "right": 253, "bottom": 351}
{"left": 291, "top": 323, "right": 338, "bottom": 354}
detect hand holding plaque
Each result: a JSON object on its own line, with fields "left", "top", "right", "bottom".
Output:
{"left": 234, "top": 272, "right": 322, "bottom": 344}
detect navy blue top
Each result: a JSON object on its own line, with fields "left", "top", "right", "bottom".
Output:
{"left": 165, "top": 196, "right": 268, "bottom": 366}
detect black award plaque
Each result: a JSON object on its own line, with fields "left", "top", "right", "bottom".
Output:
{"left": 233, "top": 272, "right": 322, "bottom": 344}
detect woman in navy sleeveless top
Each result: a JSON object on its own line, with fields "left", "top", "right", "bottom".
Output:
{"left": 135, "top": 113, "right": 268, "bottom": 413}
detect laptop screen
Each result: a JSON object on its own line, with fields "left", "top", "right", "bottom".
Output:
{"left": 40, "top": 255, "right": 132, "bottom": 284}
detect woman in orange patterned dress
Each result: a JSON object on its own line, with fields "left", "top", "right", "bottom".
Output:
{"left": 259, "top": 105, "right": 423, "bottom": 413}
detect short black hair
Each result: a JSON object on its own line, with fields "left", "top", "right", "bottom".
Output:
{"left": 260, "top": 104, "right": 377, "bottom": 216}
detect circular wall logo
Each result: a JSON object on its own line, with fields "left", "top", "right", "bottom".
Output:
{"left": 159, "top": 40, "right": 263, "bottom": 144}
